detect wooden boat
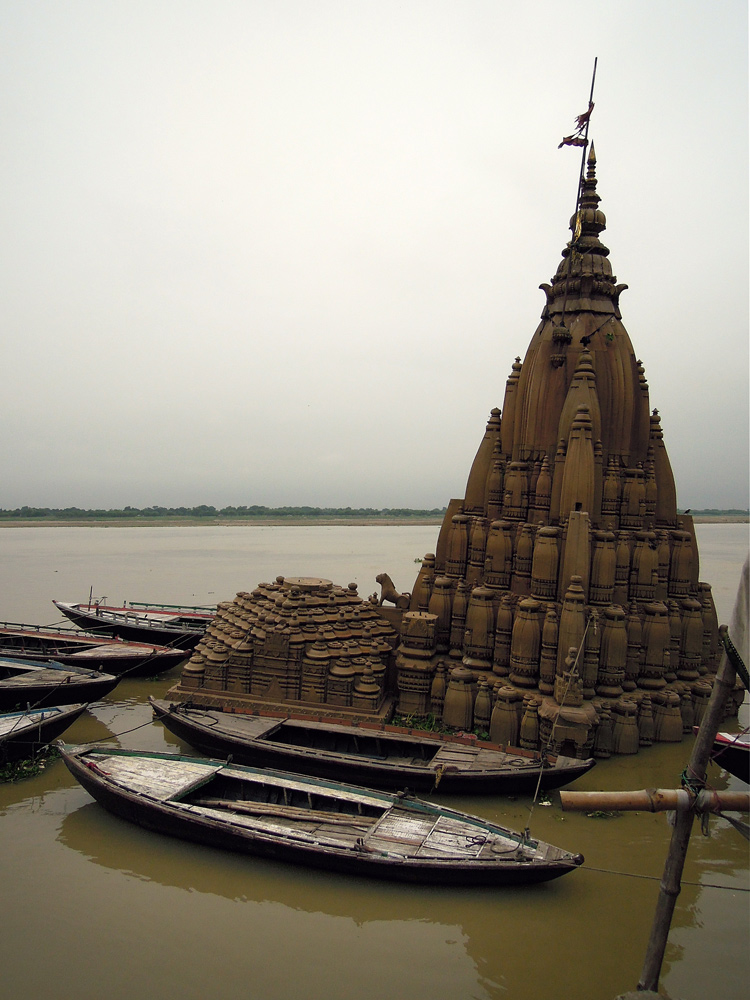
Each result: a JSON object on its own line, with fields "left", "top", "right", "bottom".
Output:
{"left": 53, "top": 599, "right": 213, "bottom": 649}
{"left": 0, "top": 622, "right": 188, "bottom": 677}
{"left": 150, "top": 698, "right": 596, "bottom": 794}
{"left": 0, "top": 703, "right": 87, "bottom": 763}
{"left": 711, "top": 729, "right": 749, "bottom": 784}
{"left": 0, "top": 656, "right": 119, "bottom": 711}
{"left": 59, "top": 744, "right": 584, "bottom": 885}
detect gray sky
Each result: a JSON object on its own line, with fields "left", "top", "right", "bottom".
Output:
{"left": 1, "top": 1, "right": 747, "bottom": 510}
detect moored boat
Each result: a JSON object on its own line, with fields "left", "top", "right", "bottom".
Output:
{"left": 0, "top": 656, "right": 118, "bottom": 711}
{"left": 0, "top": 703, "right": 88, "bottom": 762}
{"left": 711, "top": 729, "right": 749, "bottom": 784}
{"left": 0, "top": 622, "right": 188, "bottom": 677}
{"left": 53, "top": 599, "right": 213, "bottom": 649}
{"left": 150, "top": 698, "right": 595, "bottom": 794}
{"left": 59, "top": 743, "right": 584, "bottom": 885}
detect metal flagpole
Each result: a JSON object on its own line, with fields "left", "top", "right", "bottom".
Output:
{"left": 572, "top": 56, "right": 598, "bottom": 243}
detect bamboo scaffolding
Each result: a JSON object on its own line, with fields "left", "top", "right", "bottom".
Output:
{"left": 560, "top": 788, "right": 749, "bottom": 813}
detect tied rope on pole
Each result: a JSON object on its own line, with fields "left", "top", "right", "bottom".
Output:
{"left": 524, "top": 615, "right": 594, "bottom": 836}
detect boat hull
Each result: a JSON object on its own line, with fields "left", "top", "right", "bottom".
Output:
{"left": 0, "top": 624, "right": 188, "bottom": 677}
{"left": 0, "top": 704, "right": 87, "bottom": 762}
{"left": 151, "top": 699, "right": 595, "bottom": 795}
{"left": 712, "top": 732, "right": 749, "bottom": 784}
{"left": 0, "top": 657, "right": 119, "bottom": 711}
{"left": 53, "top": 601, "right": 209, "bottom": 649}
{"left": 60, "top": 745, "right": 584, "bottom": 886}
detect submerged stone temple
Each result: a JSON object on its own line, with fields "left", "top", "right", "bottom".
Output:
{"left": 168, "top": 147, "right": 740, "bottom": 757}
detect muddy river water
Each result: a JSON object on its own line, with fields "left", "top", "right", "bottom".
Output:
{"left": 0, "top": 523, "right": 747, "bottom": 1000}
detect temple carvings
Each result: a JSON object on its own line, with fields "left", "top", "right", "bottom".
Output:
{"left": 168, "top": 147, "right": 740, "bottom": 756}
{"left": 170, "top": 576, "right": 399, "bottom": 719}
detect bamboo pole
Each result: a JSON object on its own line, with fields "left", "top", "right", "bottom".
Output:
{"left": 637, "top": 633, "right": 738, "bottom": 992}
{"left": 560, "top": 788, "right": 749, "bottom": 813}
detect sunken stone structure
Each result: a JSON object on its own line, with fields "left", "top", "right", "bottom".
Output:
{"left": 169, "top": 577, "right": 400, "bottom": 720}
{"left": 169, "top": 146, "right": 740, "bottom": 757}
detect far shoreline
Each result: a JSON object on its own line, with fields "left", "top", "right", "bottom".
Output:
{"left": 0, "top": 516, "right": 746, "bottom": 528}
{"left": 0, "top": 517, "right": 445, "bottom": 528}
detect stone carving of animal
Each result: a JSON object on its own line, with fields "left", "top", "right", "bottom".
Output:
{"left": 375, "top": 572, "right": 411, "bottom": 609}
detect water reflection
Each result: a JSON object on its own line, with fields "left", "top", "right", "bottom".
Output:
{"left": 59, "top": 798, "right": 569, "bottom": 912}
{"left": 57, "top": 792, "right": 510, "bottom": 1000}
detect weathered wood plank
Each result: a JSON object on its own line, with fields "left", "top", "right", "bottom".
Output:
{"left": 191, "top": 797, "right": 378, "bottom": 827}
{"left": 91, "top": 754, "right": 220, "bottom": 800}
{"left": 182, "top": 805, "right": 371, "bottom": 848}
{"left": 431, "top": 746, "right": 480, "bottom": 761}
{"left": 217, "top": 766, "right": 390, "bottom": 806}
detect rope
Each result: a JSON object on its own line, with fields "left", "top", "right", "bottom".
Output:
{"left": 76, "top": 716, "right": 157, "bottom": 744}
{"left": 526, "top": 616, "right": 592, "bottom": 830}
{"left": 581, "top": 864, "right": 750, "bottom": 891}
{"left": 519, "top": 619, "right": 594, "bottom": 844}
{"left": 1, "top": 698, "right": 161, "bottom": 768}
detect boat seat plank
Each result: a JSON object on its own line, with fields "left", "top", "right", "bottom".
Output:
{"left": 215, "top": 767, "right": 389, "bottom": 808}
{"left": 181, "top": 803, "right": 374, "bottom": 847}
{"left": 69, "top": 644, "right": 160, "bottom": 658}
{"left": 183, "top": 712, "right": 282, "bottom": 740}
{"left": 87, "top": 754, "right": 223, "bottom": 800}
{"left": 418, "top": 818, "right": 490, "bottom": 858}
{"left": 474, "top": 748, "right": 537, "bottom": 769}
{"left": 430, "top": 745, "right": 480, "bottom": 763}
{"left": 364, "top": 807, "right": 439, "bottom": 853}
{"left": 190, "top": 797, "right": 379, "bottom": 828}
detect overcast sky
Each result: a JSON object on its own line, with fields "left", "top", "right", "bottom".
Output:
{"left": 1, "top": 1, "right": 747, "bottom": 511}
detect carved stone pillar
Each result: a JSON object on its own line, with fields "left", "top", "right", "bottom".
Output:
{"left": 530, "top": 526, "right": 560, "bottom": 600}
{"left": 596, "top": 605, "right": 627, "bottom": 698}
{"left": 492, "top": 594, "right": 514, "bottom": 676}
{"left": 427, "top": 576, "right": 454, "bottom": 653}
{"left": 508, "top": 597, "right": 543, "bottom": 688}
{"left": 638, "top": 600, "right": 670, "bottom": 690}
{"left": 590, "top": 530, "right": 616, "bottom": 605}
{"left": 462, "top": 586, "right": 496, "bottom": 670}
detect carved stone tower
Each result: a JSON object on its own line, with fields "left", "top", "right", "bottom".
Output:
{"left": 168, "top": 145, "right": 736, "bottom": 756}
{"left": 407, "top": 146, "right": 723, "bottom": 755}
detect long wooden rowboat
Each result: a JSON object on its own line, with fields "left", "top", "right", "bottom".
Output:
{"left": 0, "top": 622, "right": 188, "bottom": 677}
{"left": 150, "top": 698, "right": 595, "bottom": 795}
{"left": 0, "top": 703, "right": 87, "bottom": 763}
{"left": 0, "top": 656, "right": 119, "bottom": 711}
{"left": 59, "top": 744, "right": 584, "bottom": 885}
{"left": 53, "top": 600, "right": 212, "bottom": 649}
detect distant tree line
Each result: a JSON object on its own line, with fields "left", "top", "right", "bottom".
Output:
{"left": 0, "top": 505, "right": 745, "bottom": 522}
{"left": 687, "top": 508, "right": 749, "bottom": 516}
{"left": 0, "top": 505, "right": 448, "bottom": 520}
